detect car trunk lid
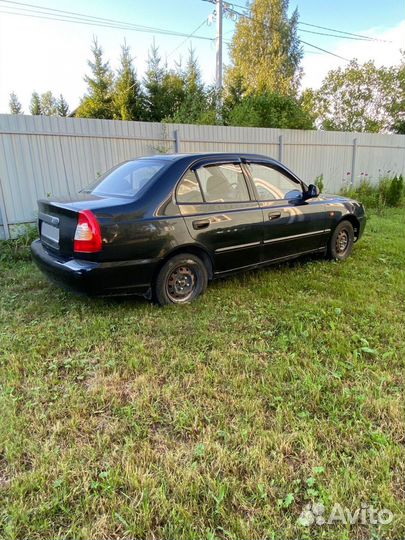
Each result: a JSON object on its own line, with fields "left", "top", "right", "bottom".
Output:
{"left": 37, "top": 193, "right": 133, "bottom": 258}
{"left": 38, "top": 200, "right": 79, "bottom": 256}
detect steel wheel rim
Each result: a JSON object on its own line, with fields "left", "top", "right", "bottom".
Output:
{"left": 166, "top": 264, "right": 196, "bottom": 302}
{"left": 336, "top": 229, "right": 349, "bottom": 254}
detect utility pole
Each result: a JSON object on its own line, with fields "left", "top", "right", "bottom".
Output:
{"left": 215, "top": 0, "right": 223, "bottom": 92}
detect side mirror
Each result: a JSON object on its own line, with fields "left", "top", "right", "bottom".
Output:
{"left": 305, "top": 184, "right": 320, "bottom": 199}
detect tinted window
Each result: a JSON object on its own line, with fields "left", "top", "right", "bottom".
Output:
{"left": 177, "top": 170, "right": 203, "bottom": 203}
{"left": 85, "top": 159, "right": 166, "bottom": 197}
{"left": 248, "top": 163, "right": 302, "bottom": 200}
{"left": 197, "top": 163, "right": 249, "bottom": 203}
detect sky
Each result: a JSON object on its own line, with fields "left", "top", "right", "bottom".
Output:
{"left": 0, "top": 0, "right": 404, "bottom": 113}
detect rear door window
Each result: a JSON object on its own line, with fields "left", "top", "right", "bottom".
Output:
{"left": 196, "top": 163, "right": 250, "bottom": 203}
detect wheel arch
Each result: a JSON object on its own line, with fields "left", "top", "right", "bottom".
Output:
{"left": 153, "top": 244, "right": 214, "bottom": 284}
{"left": 337, "top": 214, "right": 360, "bottom": 240}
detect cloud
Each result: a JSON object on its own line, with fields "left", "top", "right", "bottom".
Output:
{"left": 301, "top": 20, "right": 405, "bottom": 89}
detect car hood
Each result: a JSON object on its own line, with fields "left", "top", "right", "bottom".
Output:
{"left": 318, "top": 193, "right": 362, "bottom": 205}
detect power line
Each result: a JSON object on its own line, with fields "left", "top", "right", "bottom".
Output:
{"left": 299, "top": 40, "right": 349, "bottom": 61}
{"left": 297, "top": 28, "right": 380, "bottom": 42}
{"left": 203, "top": 0, "right": 391, "bottom": 43}
{"left": 0, "top": 1, "right": 214, "bottom": 41}
{"left": 225, "top": 5, "right": 350, "bottom": 61}
{"left": 298, "top": 21, "right": 391, "bottom": 43}
{"left": 0, "top": 0, "right": 189, "bottom": 31}
{"left": 0, "top": 0, "right": 146, "bottom": 27}
{"left": 0, "top": 8, "right": 212, "bottom": 39}
{"left": 224, "top": 37, "right": 349, "bottom": 60}
{"left": 167, "top": 19, "right": 209, "bottom": 58}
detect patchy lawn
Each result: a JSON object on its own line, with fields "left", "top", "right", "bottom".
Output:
{"left": 0, "top": 209, "right": 404, "bottom": 540}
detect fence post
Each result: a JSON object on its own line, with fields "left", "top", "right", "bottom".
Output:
{"left": 351, "top": 138, "right": 357, "bottom": 186}
{"left": 174, "top": 129, "right": 180, "bottom": 153}
{"left": 0, "top": 176, "right": 10, "bottom": 240}
{"left": 278, "top": 134, "right": 283, "bottom": 162}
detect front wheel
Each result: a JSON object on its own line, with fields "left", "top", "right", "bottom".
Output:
{"left": 327, "top": 220, "right": 354, "bottom": 261}
{"left": 154, "top": 253, "right": 208, "bottom": 306}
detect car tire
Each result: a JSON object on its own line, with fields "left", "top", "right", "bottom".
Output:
{"left": 154, "top": 253, "right": 208, "bottom": 306}
{"left": 327, "top": 220, "right": 354, "bottom": 261}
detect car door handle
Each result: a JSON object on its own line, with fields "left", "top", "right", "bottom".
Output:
{"left": 192, "top": 219, "right": 210, "bottom": 230}
{"left": 268, "top": 211, "right": 282, "bottom": 220}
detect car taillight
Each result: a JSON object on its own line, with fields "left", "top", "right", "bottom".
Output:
{"left": 74, "top": 210, "right": 102, "bottom": 253}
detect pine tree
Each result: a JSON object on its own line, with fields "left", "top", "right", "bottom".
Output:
{"left": 184, "top": 46, "right": 203, "bottom": 96}
{"left": 76, "top": 38, "right": 114, "bottom": 119}
{"left": 143, "top": 41, "right": 167, "bottom": 121}
{"left": 40, "top": 91, "right": 57, "bottom": 116}
{"left": 56, "top": 94, "right": 69, "bottom": 116}
{"left": 143, "top": 42, "right": 186, "bottom": 121}
{"left": 30, "top": 92, "right": 42, "bottom": 115}
{"left": 113, "top": 41, "right": 143, "bottom": 120}
{"left": 226, "top": 0, "right": 303, "bottom": 96}
{"left": 9, "top": 92, "right": 23, "bottom": 114}
{"left": 168, "top": 48, "right": 217, "bottom": 124}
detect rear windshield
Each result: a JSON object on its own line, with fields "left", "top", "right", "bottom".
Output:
{"left": 84, "top": 159, "right": 167, "bottom": 197}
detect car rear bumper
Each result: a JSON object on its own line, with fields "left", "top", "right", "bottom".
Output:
{"left": 31, "top": 240, "right": 158, "bottom": 297}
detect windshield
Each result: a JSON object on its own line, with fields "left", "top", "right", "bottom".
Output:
{"left": 83, "top": 159, "right": 167, "bottom": 197}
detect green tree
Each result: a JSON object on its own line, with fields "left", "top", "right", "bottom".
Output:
{"left": 30, "top": 92, "right": 42, "bottom": 115}
{"left": 309, "top": 58, "right": 405, "bottom": 133}
{"left": 76, "top": 38, "right": 114, "bottom": 119}
{"left": 143, "top": 42, "right": 185, "bottom": 121}
{"left": 56, "top": 94, "right": 69, "bottom": 117}
{"left": 167, "top": 48, "right": 217, "bottom": 124}
{"left": 143, "top": 42, "right": 166, "bottom": 121}
{"left": 9, "top": 92, "right": 23, "bottom": 114}
{"left": 223, "top": 74, "right": 246, "bottom": 109}
{"left": 227, "top": 91, "right": 313, "bottom": 129}
{"left": 40, "top": 91, "right": 57, "bottom": 116}
{"left": 226, "top": 0, "right": 303, "bottom": 97}
{"left": 390, "top": 52, "right": 405, "bottom": 133}
{"left": 113, "top": 41, "right": 143, "bottom": 120}
{"left": 183, "top": 47, "right": 203, "bottom": 96}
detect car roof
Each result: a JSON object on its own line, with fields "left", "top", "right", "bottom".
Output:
{"left": 137, "top": 152, "right": 277, "bottom": 163}
{"left": 136, "top": 152, "right": 304, "bottom": 187}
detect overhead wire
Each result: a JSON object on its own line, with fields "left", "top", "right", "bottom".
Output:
{"left": 0, "top": 0, "right": 387, "bottom": 63}
{"left": 0, "top": 0, "right": 214, "bottom": 41}
{"left": 299, "top": 21, "right": 390, "bottom": 43}
{"left": 297, "top": 28, "right": 381, "bottom": 41}
{"left": 167, "top": 18, "right": 210, "bottom": 58}
{"left": 202, "top": 0, "right": 391, "bottom": 43}
{"left": 225, "top": 5, "right": 350, "bottom": 61}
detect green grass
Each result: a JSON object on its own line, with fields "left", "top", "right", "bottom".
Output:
{"left": 0, "top": 209, "right": 404, "bottom": 539}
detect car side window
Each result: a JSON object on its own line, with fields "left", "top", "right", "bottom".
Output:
{"left": 176, "top": 170, "right": 204, "bottom": 203}
{"left": 248, "top": 163, "right": 302, "bottom": 201}
{"left": 196, "top": 163, "right": 250, "bottom": 203}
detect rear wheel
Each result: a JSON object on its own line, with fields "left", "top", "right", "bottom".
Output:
{"left": 327, "top": 220, "right": 354, "bottom": 261}
{"left": 154, "top": 253, "right": 208, "bottom": 306}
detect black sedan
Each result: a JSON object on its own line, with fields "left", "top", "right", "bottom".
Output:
{"left": 31, "top": 153, "right": 366, "bottom": 305}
